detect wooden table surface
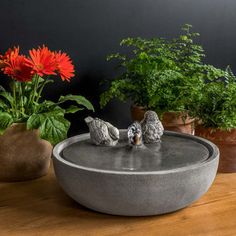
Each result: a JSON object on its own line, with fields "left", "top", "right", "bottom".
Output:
{"left": 0, "top": 164, "right": 236, "bottom": 236}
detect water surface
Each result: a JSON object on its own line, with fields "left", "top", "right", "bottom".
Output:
{"left": 62, "top": 133, "right": 210, "bottom": 172}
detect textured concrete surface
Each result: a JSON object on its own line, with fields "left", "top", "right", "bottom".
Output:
{"left": 53, "top": 130, "right": 219, "bottom": 216}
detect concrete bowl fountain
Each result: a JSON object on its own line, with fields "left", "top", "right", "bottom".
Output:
{"left": 53, "top": 127, "right": 219, "bottom": 216}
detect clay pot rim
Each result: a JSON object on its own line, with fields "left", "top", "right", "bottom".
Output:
{"left": 131, "top": 105, "right": 194, "bottom": 124}
{"left": 0, "top": 123, "right": 29, "bottom": 136}
{"left": 131, "top": 104, "right": 193, "bottom": 116}
{"left": 1, "top": 122, "right": 39, "bottom": 133}
{"left": 162, "top": 112, "right": 195, "bottom": 123}
{"left": 11, "top": 122, "right": 39, "bottom": 130}
{"left": 1, "top": 122, "right": 52, "bottom": 146}
{"left": 10, "top": 122, "right": 27, "bottom": 127}
{"left": 131, "top": 104, "right": 146, "bottom": 110}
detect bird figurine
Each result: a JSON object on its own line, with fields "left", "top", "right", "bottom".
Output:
{"left": 84, "top": 116, "right": 119, "bottom": 146}
{"left": 141, "top": 110, "right": 164, "bottom": 143}
{"left": 127, "top": 122, "right": 143, "bottom": 146}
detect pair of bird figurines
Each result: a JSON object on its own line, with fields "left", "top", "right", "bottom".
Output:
{"left": 128, "top": 111, "right": 164, "bottom": 146}
{"left": 85, "top": 111, "right": 164, "bottom": 147}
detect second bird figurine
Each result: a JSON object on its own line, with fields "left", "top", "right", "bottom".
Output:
{"left": 127, "top": 122, "right": 143, "bottom": 146}
{"left": 141, "top": 111, "right": 164, "bottom": 143}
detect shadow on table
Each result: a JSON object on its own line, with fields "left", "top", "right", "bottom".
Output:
{"left": 0, "top": 166, "right": 188, "bottom": 235}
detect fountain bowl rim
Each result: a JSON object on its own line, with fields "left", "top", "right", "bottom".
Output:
{"left": 53, "top": 129, "right": 219, "bottom": 175}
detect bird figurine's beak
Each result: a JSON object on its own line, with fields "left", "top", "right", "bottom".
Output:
{"left": 133, "top": 134, "right": 142, "bottom": 146}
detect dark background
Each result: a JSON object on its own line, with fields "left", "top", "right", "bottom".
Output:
{"left": 0, "top": 0, "right": 236, "bottom": 136}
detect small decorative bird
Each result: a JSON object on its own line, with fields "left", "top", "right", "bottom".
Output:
{"left": 84, "top": 116, "right": 119, "bottom": 146}
{"left": 141, "top": 111, "right": 164, "bottom": 143}
{"left": 127, "top": 122, "right": 143, "bottom": 146}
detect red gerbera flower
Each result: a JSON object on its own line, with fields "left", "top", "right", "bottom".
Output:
{"left": 0, "top": 46, "right": 19, "bottom": 69}
{"left": 2, "top": 49, "right": 33, "bottom": 82}
{"left": 26, "top": 45, "right": 56, "bottom": 77}
{"left": 54, "top": 51, "right": 75, "bottom": 81}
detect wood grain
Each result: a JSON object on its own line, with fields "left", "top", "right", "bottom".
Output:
{"left": 0, "top": 163, "right": 236, "bottom": 236}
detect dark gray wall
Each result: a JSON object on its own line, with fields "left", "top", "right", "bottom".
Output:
{"left": 1, "top": 0, "right": 236, "bottom": 135}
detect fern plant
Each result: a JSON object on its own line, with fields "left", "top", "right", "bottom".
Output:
{"left": 190, "top": 66, "right": 236, "bottom": 129}
{"left": 100, "top": 24, "right": 206, "bottom": 116}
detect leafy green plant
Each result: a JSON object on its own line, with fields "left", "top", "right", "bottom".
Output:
{"left": 190, "top": 66, "right": 236, "bottom": 130}
{"left": 0, "top": 46, "right": 94, "bottom": 145}
{"left": 100, "top": 24, "right": 206, "bottom": 115}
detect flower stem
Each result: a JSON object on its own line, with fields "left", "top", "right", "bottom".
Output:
{"left": 12, "top": 82, "right": 18, "bottom": 118}
{"left": 27, "top": 74, "right": 39, "bottom": 113}
{"left": 19, "top": 82, "right": 25, "bottom": 116}
{"left": 35, "top": 79, "right": 47, "bottom": 104}
{"left": 32, "top": 79, "right": 37, "bottom": 113}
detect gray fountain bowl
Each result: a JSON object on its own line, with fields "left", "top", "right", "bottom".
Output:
{"left": 53, "top": 130, "right": 219, "bottom": 216}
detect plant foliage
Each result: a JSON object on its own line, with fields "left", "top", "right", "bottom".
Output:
{"left": 0, "top": 76, "right": 94, "bottom": 144}
{"left": 100, "top": 24, "right": 206, "bottom": 115}
{"left": 190, "top": 66, "right": 236, "bottom": 129}
{"left": 0, "top": 46, "right": 94, "bottom": 144}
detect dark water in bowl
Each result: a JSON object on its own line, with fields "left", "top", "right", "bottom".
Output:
{"left": 61, "top": 132, "right": 210, "bottom": 172}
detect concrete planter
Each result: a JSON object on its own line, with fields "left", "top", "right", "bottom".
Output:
{"left": 0, "top": 123, "right": 52, "bottom": 182}
{"left": 53, "top": 130, "right": 219, "bottom": 216}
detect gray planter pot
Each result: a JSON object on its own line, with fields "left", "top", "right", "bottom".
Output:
{"left": 53, "top": 130, "right": 219, "bottom": 216}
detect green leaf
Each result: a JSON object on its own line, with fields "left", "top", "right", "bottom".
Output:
{"left": 39, "top": 116, "right": 70, "bottom": 145}
{"left": 65, "top": 105, "right": 84, "bottom": 114}
{"left": 0, "top": 112, "right": 13, "bottom": 134}
{"left": 27, "top": 107, "right": 65, "bottom": 130}
{"left": 0, "top": 92, "right": 14, "bottom": 105}
{"left": 37, "top": 76, "right": 45, "bottom": 83}
{"left": 0, "top": 85, "right": 5, "bottom": 92}
{"left": 27, "top": 113, "right": 46, "bottom": 129}
{"left": 35, "top": 101, "right": 60, "bottom": 113}
{"left": 58, "top": 95, "right": 94, "bottom": 111}
{"left": 0, "top": 99, "right": 8, "bottom": 110}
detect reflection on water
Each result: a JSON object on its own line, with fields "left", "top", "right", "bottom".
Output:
{"left": 62, "top": 135, "right": 209, "bottom": 172}
{"left": 113, "top": 144, "right": 161, "bottom": 171}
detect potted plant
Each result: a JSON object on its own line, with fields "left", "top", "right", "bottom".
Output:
{"left": 100, "top": 24, "right": 205, "bottom": 134}
{"left": 192, "top": 65, "right": 236, "bottom": 172}
{"left": 0, "top": 45, "right": 94, "bottom": 181}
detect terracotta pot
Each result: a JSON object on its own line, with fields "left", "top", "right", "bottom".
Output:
{"left": 0, "top": 123, "right": 53, "bottom": 182}
{"left": 130, "top": 105, "right": 146, "bottom": 122}
{"left": 130, "top": 105, "right": 195, "bottom": 135}
{"left": 195, "top": 125, "right": 236, "bottom": 173}
{"left": 161, "top": 112, "right": 195, "bottom": 135}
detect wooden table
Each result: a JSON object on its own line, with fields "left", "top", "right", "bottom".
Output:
{"left": 0, "top": 165, "right": 236, "bottom": 236}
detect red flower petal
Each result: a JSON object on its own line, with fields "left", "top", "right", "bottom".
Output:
{"left": 26, "top": 45, "right": 57, "bottom": 76}
{"left": 0, "top": 46, "right": 19, "bottom": 69}
{"left": 2, "top": 47, "right": 33, "bottom": 82}
{"left": 54, "top": 51, "right": 75, "bottom": 81}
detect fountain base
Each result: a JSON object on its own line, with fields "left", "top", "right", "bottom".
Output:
{"left": 53, "top": 130, "right": 219, "bottom": 216}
